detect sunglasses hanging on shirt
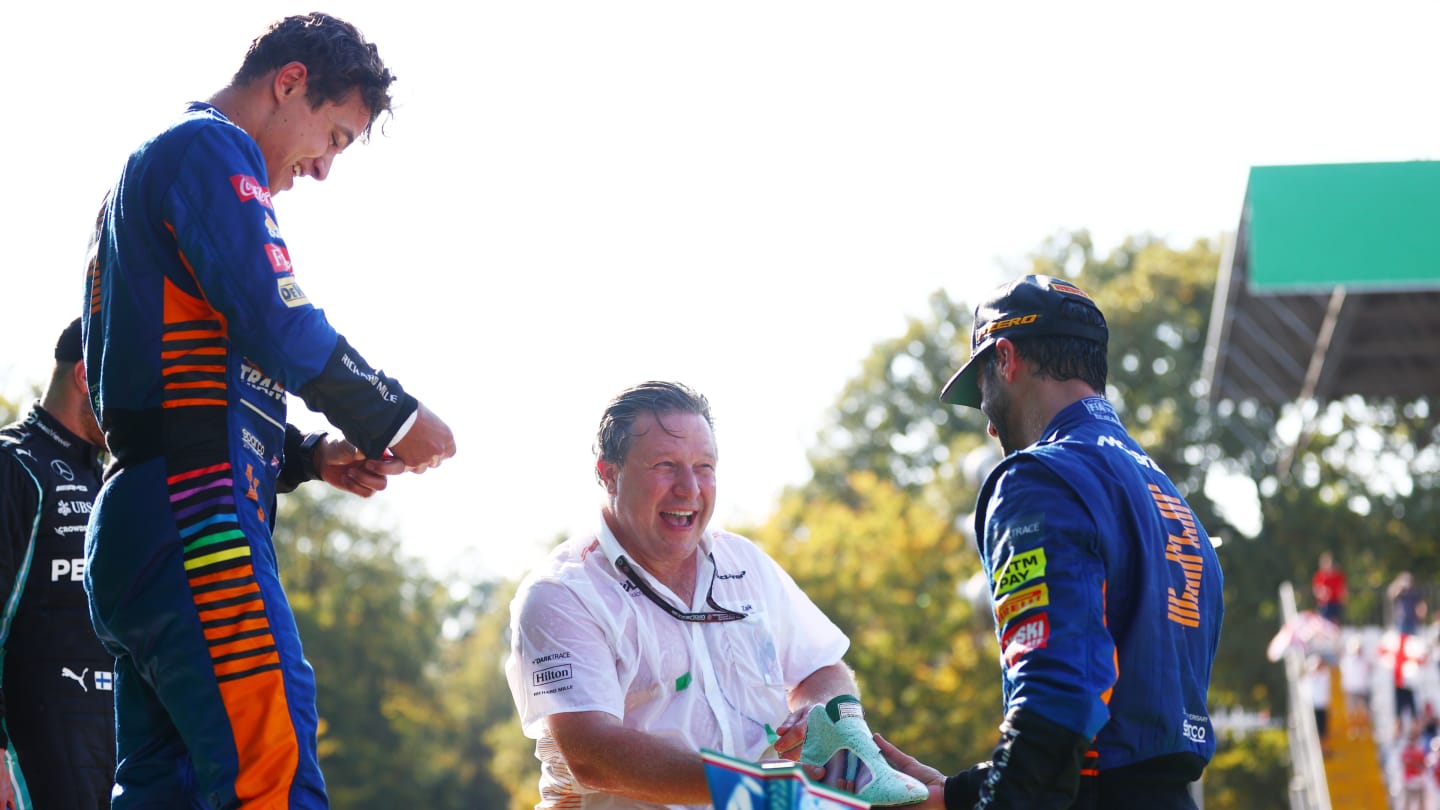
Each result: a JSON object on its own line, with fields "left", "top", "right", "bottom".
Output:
{"left": 614, "top": 555, "right": 746, "bottom": 623}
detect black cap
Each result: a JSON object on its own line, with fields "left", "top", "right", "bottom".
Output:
{"left": 939, "top": 275, "right": 1107, "bottom": 408}
{"left": 55, "top": 317, "right": 84, "bottom": 364}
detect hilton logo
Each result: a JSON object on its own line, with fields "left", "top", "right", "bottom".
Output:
{"left": 534, "top": 664, "right": 573, "bottom": 686}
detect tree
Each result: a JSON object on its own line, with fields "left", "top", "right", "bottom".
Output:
{"left": 775, "top": 231, "right": 1299, "bottom": 802}
{"left": 748, "top": 471, "right": 1001, "bottom": 769}
{"left": 272, "top": 485, "right": 514, "bottom": 806}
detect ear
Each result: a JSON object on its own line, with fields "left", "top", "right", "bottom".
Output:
{"left": 597, "top": 459, "right": 619, "bottom": 496}
{"left": 273, "top": 61, "right": 309, "bottom": 102}
{"left": 71, "top": 360, "right": 90, "bottom": 395}
{"left": 992, "top": 338, "right": 1020, "bottom": 382}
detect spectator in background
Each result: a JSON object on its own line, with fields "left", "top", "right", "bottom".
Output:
{"left": 1391, "top": 572, "right": 1428, "bottom": 636}
{"left": 1308, "top": 655, "right": 1333, "bottom": 755}
{"left": 1312, "top": 551, "right": 1347, "bottom": 625}
{"left": 1340, "top": 636, "right": 1373, "bottom": 741}
{"left": 1401, "top": 726, "right": 1429, "bottom": 810}
{"left": 1381, "top": 628, "right": 1430, "bottom": 741}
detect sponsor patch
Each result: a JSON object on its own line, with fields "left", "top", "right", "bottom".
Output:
{"left": 975, "top": 313, "right": 1039, "bottom": 345}
{"left": 265, "top": 243, "right": 293, "bottom": 274}
{"left": 534, "top": 663, "right": 573, "bottom": 687}
{"left": 995, "top": 583, "right": 1049, "bottom": 626}
{"left": 241, "top": 427, "right": 265, "bottom": 459}
{"left": 55, "top": 499, "right": 92, "bottom": 517}
{"left": 1001, "top": 613, "right": 1050, "bottom": 667}
{"left": 230, "top": 175, "right": 273, "bottom": 209}
{"left": 1050, "top": 281, "right": 1090, "bottom": 299}
{"left": 1085, "top": 398, "right": 1124, "bottom": 426}
{"left": 278, "top": 276, "right": 309, "bottom": 308}
{"left": 993, "top": 546, "right": 1046, "bottom": 597}
{"left": 51, "top": 459, "right": 75, "bottom": 482}
{"left": 263, "top": 212, "right": 282, "bottom": 239}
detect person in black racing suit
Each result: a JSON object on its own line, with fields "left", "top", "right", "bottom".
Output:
{"left": 0, "top": 318, "right": 112, "bottom": 809}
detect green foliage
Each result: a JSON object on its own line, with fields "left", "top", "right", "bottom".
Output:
{"left": 750, "top": 471, "right": 1002, "bottom": 769}
{"left": 1200, "top": 729, "right": 1290, "bottom": 810}
{"left": 273, "top": 486, "right": 515, "bottom": 807}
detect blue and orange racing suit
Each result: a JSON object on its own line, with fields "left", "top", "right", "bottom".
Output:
{"left": 962, "top": 396, "right": 1223, "bottom": 809}
{"left": 83, "top": 102, "right": 417, "bottom": 809}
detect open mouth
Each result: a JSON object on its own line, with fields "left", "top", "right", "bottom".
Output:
{"left": 660, "top": 510, "right": 696, "bottom": 528}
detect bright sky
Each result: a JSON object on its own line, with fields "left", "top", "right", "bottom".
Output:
{"left": 3, "top": 1, "right": 1438, "bottom": 582}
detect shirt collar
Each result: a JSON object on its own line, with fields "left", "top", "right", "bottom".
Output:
{"left": 594, "top": 515, "right": 716, "bottom": 606}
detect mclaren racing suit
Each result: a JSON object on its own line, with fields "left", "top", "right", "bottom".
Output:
{"left": 954, "top": 397, "right": 1223, "bottom": 810}
{"left": 82, "top": 102, "right": 417, "bottom": 809}
{"left": 0, "top": 404, "right": 111, "bottom": 809}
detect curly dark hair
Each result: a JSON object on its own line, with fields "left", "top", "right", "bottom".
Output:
{"left": 233, "top": 12, "right": 396, "bottom": 137}
{"left": 992, "top": 299, "right": 1108, "bottom": 393}
{"left": 594, "top": 382, "right": 715, "bottom": 475}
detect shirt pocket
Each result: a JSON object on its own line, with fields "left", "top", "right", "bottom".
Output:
{"left": 715, "top": 610, "right": 788, "bottom": 726}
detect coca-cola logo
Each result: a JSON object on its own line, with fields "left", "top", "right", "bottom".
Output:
{"left": 230, "top": 175, "right": 273, "bottom": 209}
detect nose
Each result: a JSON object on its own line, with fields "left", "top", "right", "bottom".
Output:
{"left": 672, "top": 466, "right": 700, "bottom": 496}
{"left": 309, "top": 156, "right": 331, "bottom": 182}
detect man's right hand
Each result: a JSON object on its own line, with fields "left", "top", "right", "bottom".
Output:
{"left": 873, "top": 734, "right": 947, "bottom": 809}
{"left": 390, "top": 401, "right": 456, "bottom": 474}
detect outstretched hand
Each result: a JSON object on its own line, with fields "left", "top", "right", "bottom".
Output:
{"left": 873, "top": 734, "right": 947, "bottom": 809}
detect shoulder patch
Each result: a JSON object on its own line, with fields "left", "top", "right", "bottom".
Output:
{"left": 993, "top": 547, "right": 1047, "bottom": 597}
{"left": 1001, "top": 612, "right": 1050, "bottom": 667}
{"left": 995, "top": 583, "right": 1050, "bottom": 626}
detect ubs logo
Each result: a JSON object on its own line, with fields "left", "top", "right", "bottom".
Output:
{"left": 534, "top": 664, "right": 573, "bottom": 686}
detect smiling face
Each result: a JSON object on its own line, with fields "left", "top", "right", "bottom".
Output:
{"left": 253, "top": 62, "right": 370, "bottom": 193}
{"left": 599, "top": 409, "right": 717, "bottom": 572}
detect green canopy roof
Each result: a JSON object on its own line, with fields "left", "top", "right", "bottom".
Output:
{"left": 1203, "top": 161, "right": 1440, "bottom": 412}
{"left": 1245, "top": 161, "right": 1440, "bottom": 292}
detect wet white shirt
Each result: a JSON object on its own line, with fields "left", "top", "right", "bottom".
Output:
{"left": 506, "top": 520, "right": 849, "bottom": 810}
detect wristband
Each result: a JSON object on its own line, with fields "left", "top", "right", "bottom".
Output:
{"left": 299, "top": 431, "right": 327, "bottom": 482}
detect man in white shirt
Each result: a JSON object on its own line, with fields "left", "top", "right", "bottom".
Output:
{"left": 506, "top": 381, "right": 858, "bottom": 809}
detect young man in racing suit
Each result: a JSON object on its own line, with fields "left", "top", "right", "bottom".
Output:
{"left": 0, "top": 319, "right": 111, "bottom": 809}
{"left": 876, "top": 275, "right": 1224, "bottom": 810}
{"left": 81, "top": 13, "right": 456, "bottom": 808}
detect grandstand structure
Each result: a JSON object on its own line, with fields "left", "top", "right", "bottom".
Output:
{"left": 1204, "top": 162, "right": 1440, "bottom": 809}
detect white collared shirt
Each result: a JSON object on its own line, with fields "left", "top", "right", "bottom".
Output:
{"left": 505, "top": 519, "right": 850, "bottom": 810}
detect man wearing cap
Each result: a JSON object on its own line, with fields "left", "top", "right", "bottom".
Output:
{"left": 0, "top": 318, "right": 113, "bottom": 808}
{"left": 875, "top": 275, "right": 1224, "bottom": 809}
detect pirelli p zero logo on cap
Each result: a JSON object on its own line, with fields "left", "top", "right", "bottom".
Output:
{"left": 974, "top": 313, "right": 1039, "bottom": 345}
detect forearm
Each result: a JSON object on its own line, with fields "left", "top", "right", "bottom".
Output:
{"left": 788, "top": 662, "right": 860, "bottom": 710}
{"left": 557, "top": 724, "right": 712, "bottom": 804}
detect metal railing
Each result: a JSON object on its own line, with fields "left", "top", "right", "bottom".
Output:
{"left": 1279, "top": 581, "right": 1332, "bottom": 810}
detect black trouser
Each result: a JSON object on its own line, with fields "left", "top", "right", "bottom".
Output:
{"left": 1072, "top": 771, "right": 1197, "bottom": 810}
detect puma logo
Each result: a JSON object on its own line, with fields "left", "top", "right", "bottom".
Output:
{"left": 61, "top": 666, "right": 90, "bottom": 692}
